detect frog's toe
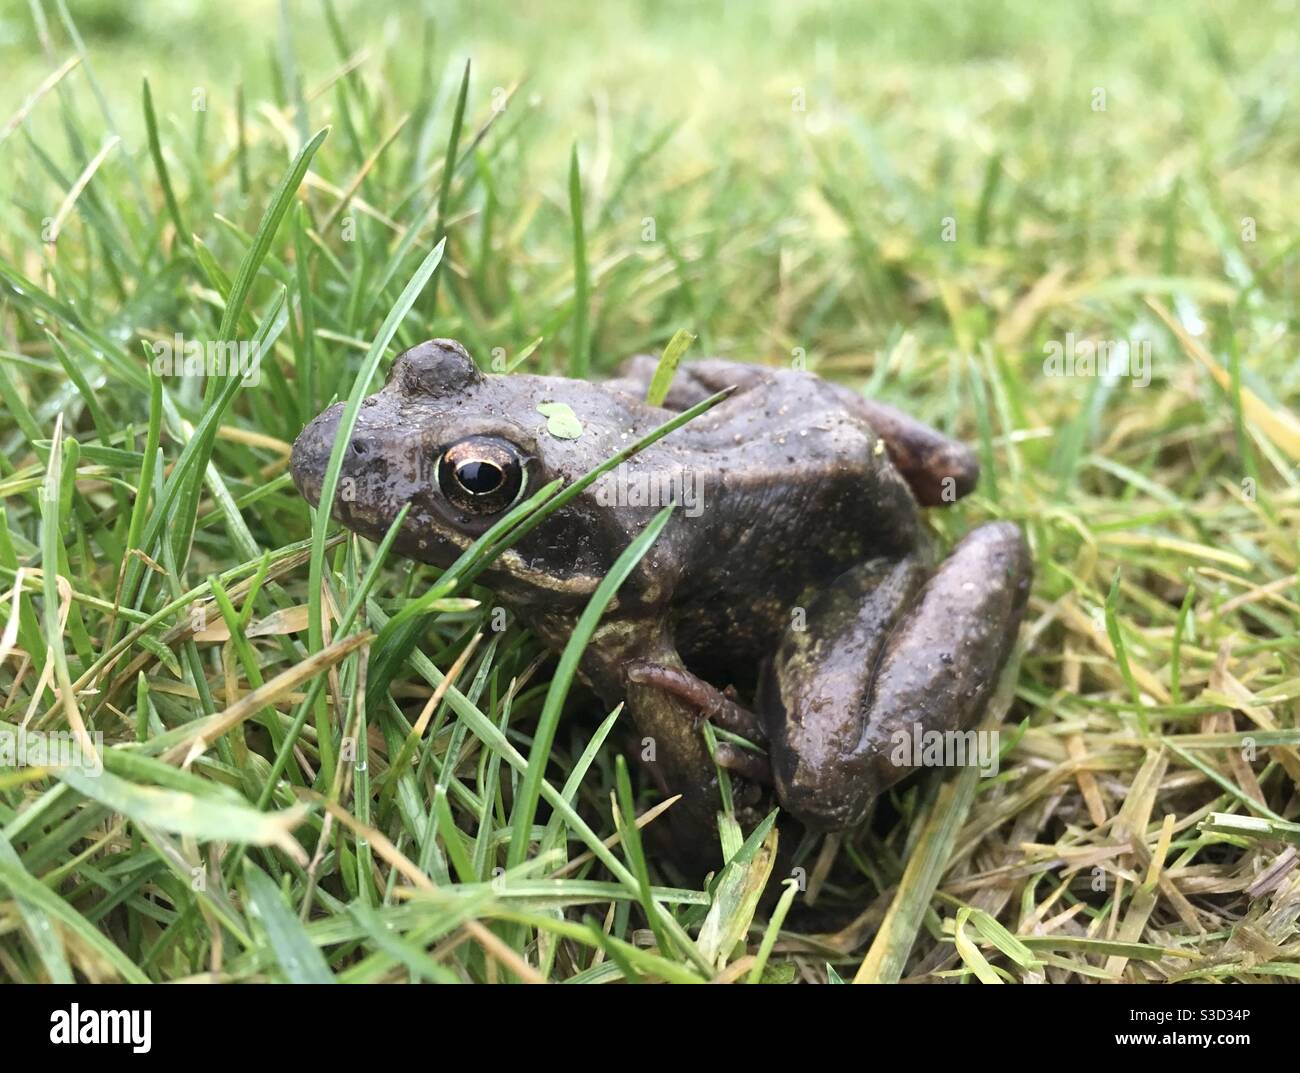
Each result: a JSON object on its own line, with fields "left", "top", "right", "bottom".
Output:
{"left": 625, "top": 661, "right": 767, "bottom": 742}
{"left": 714, "top": 742, "right": 773, "bottom": 785}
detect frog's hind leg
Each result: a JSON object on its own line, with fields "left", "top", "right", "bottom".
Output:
{"left": 844, "top": 394, "right": 980, "bottom": 508}
{"left": 762, "top": 523, "right": 1031, "bottom": 831}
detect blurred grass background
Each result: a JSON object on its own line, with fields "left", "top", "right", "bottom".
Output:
{"left": 0, "top": 0, "right": 1297, "bottom": 983}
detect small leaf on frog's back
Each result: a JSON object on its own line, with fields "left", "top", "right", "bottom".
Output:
{"left": 537, "top": 402, "right": 583, "bottom": 439}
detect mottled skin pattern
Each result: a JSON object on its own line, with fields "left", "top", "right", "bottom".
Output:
{"left": 291, "top": 339, "right": 1032, "bottom": 863}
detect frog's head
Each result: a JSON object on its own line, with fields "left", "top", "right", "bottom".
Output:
{"left": 291, "top": 339, "right": 672, "bottom": 607}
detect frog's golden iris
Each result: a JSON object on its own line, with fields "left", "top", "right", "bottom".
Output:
{"left": 436, "top": 434, "right": 527, "bottom": 514}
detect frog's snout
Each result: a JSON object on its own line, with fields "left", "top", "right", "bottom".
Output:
{"left": 290, "top": 402, "right": 343, "bottom": 507}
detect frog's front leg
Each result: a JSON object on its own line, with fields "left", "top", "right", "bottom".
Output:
{"left": 593, "top": 632, "right": 726, "bottom": 858}
{"left": 762, "top": 522, "right": 1031, "bottom": 831}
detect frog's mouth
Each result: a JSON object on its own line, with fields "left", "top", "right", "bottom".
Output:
{"left": 290, "top": 401, "right": 411, "bottom": 549}
{"left": 290, "top": 401, "right": 498, "bottom": 567}
{"left": 289, "top": 402, "right": 342, "bottom": 509}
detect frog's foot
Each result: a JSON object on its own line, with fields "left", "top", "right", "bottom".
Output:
{"left": 762, "top": 522, "right": 1031, "bottom": 831}
{"left": 625, "top": 661, "right": 768, "bottom": 743}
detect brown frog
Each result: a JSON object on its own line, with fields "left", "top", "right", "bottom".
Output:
{"left": 290, "top": 339, "right": 1031, "bottom": 856}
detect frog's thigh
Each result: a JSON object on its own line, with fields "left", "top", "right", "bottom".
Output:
{"left": 759, "top": 556, "right": 928, "bottom": 820}
{"left": 763, "top": 522, "right": 1031, "bottom": 831}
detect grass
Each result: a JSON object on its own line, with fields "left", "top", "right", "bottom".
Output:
{"left": 0, "top": 0, "right": 1298, "bottom": 983}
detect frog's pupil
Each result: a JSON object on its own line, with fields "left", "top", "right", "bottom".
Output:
{"left": 455, "top": 459, "right": 502, "bottom": 494}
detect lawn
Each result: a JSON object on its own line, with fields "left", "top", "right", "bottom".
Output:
{"left": 0, "top": 0, "right": 1298, "bottom": 983}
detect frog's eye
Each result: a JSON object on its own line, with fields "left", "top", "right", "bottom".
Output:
{"left": 436, "top": 436, "right": 527, "bottom": 515}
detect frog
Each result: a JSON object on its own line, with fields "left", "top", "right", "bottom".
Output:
{"left": 290, "top": 338, "right": 1032, "bottom": 859}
